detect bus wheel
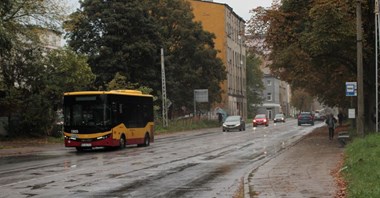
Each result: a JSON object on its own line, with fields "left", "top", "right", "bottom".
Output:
{"left": 143, "top": 134, "right": 150, "bottom": 147}
{"left": 119, "top": 136, "right": 126, "bottom": 149}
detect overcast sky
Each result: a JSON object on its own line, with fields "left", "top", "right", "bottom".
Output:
{"left": 216, "top": 0, "right": 273, "bottom": 21}
{"left": 66, "top": 0, "right": 273, "bottom": 21}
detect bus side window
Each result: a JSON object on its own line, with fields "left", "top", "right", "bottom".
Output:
{"left": 143, "top": 104, "right": 152, "bottom": 123}
{"left": 137, "top": 105, "right": 144, "bottom": 127}
{"left": 110, "top": 102, "right": 118, "bottom": 125}
{"left": 119, "top": 104, "right": 123, "bottom": 114}
{"left": 127, "top": 104, "right": 139, "bottom": 128}
{"left": 111, "top": 102, "right": 117, "bottom": 113}
{"left": 120, "top": 103, "right": 128, "bottom": 126}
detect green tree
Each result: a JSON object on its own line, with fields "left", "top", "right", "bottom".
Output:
{"left": 0, "top": 0, "right": 12, "bottom": 53}
{"left": 107, "top": 72, "right": 153, "bottom": 95}
{"left": 65, "top": 0, "right": 161, "bottom": 88}
{"left": 44, "top": 48, "right": 96, "bottom": 107}
{"left": 64, "top": 0, "right": 226, "bottom": 116}
{"left": 291, "top": 89, "right": 314, "bottom": 112}
{"left": 1, "top": 46, "right": 95, "bottom": 137}
{"left": 246, "top": 53, "right": 264, "bottom": 118}
{"left": 0, "top": 0, "right": 66, "bottom": 54}
{"left": 247, "top": 0, "right": 358, "bottom": 109}
{"left": 0, "top": 0, "right": 76, "bottom": 137}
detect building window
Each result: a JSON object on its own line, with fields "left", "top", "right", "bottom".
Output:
{"left": 267, "top": 93, "right": 272, "bottom": 101}
{"left": 267, "top": 80, "right": 271, "bottom": 86}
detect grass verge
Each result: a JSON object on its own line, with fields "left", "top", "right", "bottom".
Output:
{"left": 343, "top": 132, "right": 380, "bottom": 197}
{"left": 155, "top": 118, "right": 220, "bottom": 134}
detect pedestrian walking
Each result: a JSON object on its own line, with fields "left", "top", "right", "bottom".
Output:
{"left": 218, "top": 113, "right": 223, "bottom": 124}
{"left": 325, "top": 113, "right": 337, "bottom": 140}
{"left": 337, "top": 112, "right": 344, "bottom": 126}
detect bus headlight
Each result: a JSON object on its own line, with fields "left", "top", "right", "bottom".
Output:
{"left": 97, "top": 134, "right": 111, "bottom": 140}
{"left": 64, "top": 135, "right": 77, "bottom": 140}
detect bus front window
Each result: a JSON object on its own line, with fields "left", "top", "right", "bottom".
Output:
{"left": 65, "top": 103, "right": 108, "bottom": 127}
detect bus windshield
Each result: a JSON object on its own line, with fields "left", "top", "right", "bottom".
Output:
{"left": 64, "top": 95, "right": 110, "bottom": 127}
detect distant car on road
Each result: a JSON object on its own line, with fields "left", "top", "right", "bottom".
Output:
{"left": 273, "top": 114, "right": 286, "bottom": 123}
{"left": 314, "top": 112, "right": 326, "bottom": 121}
{"left": 222, "top": 115, "right": 245, "bottom": 132}
{"left": 253, "top": 114, "right": 269, "bottom": 127}
{"left": 297, "top": 112, "right": 314, "bottom": 126}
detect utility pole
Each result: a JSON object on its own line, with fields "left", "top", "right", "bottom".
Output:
{"left": 376, "top": 0, "right": 379, "bottom": 132}
{"left": 161, "top": 48, "right": 168, "bottom": 127}
{"left": 356, "top": 0, "right": 364, "bottom": 136}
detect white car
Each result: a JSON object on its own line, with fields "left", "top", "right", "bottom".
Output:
{"left": 273, "top": 114, "right": 285, "bottom": 123}
{"left": 222, "top": 116, "right": 246, "bottom": 132}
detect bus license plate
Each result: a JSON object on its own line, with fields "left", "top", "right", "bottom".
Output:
{"left": 81, "top": 143, "right": 91, "bottom": 147}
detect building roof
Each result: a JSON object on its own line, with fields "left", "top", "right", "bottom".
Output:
{"left": 190, "top": 0, "right": 245, "bottom": 23}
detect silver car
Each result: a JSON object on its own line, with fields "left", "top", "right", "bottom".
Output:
{"left": 222, "top": 115, "right": 245, "bottom": 132}
{"left": 273, "top": 114, "right": 286, "bottom": 123}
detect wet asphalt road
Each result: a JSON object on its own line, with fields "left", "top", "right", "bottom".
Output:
{"left": 0, "top": 119, "right": 323, "bottom": 198}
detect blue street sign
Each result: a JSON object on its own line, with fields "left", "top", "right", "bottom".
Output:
{"left": 346, "top": 82, "right": 357, "bottom": 96}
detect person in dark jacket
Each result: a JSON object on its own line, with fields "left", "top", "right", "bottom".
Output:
{"left": 337, "top": 112, "right": 344, "bottom": 126}
{"left": 325, "top": 114, "right": 337, "bottom": 140}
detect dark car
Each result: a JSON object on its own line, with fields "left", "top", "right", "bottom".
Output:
{"left": 273, "top": 114, "right": 286, "bottom": 123}
{"left": 253, "top": 114, "right": 269, "bottom": 127}
{"left": 298, "top": 112, "right": 314, "bottom": 126}
{"left": 222, "top": 115, "right": 245, "bottom": 132}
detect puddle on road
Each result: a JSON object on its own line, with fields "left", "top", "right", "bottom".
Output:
{"left": 161, "top": 164, "right": 233, "bottom": 198}
{"left": 103, "top": 163, "right": 199, "bottom": 196}
{"left": 27, "top": 181, "right": 55, "bottom": 190}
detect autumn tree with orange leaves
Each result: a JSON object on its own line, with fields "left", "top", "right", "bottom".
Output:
{"left": 247, "top": 0, "right": 377, "bottom": 129}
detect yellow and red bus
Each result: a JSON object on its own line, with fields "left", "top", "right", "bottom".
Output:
{"left": 63, "top": 90, "right": 154, "bottom": 151}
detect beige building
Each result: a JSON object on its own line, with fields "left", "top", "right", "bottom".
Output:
{"left": 189, "top": 0, "right": 247, "bottom": 119}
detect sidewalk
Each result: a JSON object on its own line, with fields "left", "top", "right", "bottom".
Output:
{"left": 246, "top": 125, "right": 346, "bottom": 198}
{"left": 0, "top": 144, "right": 64, "bottom": 157}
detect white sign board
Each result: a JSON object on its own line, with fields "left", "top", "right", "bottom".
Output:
{"left": 194, "top": 89, "right": 208, "bottom": 102}
{"left": 348, "top": 108, "right": 356, "bottom": 119}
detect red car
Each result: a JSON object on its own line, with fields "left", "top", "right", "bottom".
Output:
{"left": 253, "top": 114, "right": 269, "bottom": 127}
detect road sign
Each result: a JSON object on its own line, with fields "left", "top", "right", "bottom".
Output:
{"left": 348, "top": 109, "right": 355, "bottom": 119}
{"left": 194, "top": 89, "right": 208, "bottom": 102}
{"left": 346, "top": 82, "right": 357, "bottom": 96}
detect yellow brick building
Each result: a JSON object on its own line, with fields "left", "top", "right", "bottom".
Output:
{"left": 189, "top": 0, "right": 247, "bottom": 119}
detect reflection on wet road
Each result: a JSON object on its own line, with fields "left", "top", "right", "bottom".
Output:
{"left": 0, "top": 119, "right": 323, "bottom": 198}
